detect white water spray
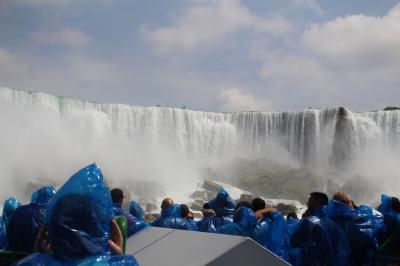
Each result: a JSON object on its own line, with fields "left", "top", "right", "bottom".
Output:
{"left": 0, "top": 87, "right": 399, "bottom": 204}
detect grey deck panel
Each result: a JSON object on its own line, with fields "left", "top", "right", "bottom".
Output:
{"left": 126, "top": 227, "right": 290, "bottom": 266}
{"left": 207, "top": 238, "right": 288, "bottom": 266}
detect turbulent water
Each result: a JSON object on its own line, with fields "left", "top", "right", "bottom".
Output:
{"left": 0, "top": 86, "right": 399, "bottom": 203}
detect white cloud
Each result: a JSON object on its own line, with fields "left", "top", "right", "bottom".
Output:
{"left": 31, "top": 28, "right": 92, "bottom": 48}
{"left": 141, "top": 0, "right": 292, "bottom": 54}
{"left": 257, "top": 3, "right": 400, "bottom": 110}
{"left": 217, "top": 88, "right": 273, "bottom": 112}
{"left": 303, "top": 3, "right": 400, "bottom": 66}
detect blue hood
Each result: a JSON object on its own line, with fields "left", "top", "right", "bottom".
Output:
{"left": 45, "top": 163, "right": 113, "bottom": 260}
{"left": 377, "top": 194, "right": 395, "bottom": 214}
{"left": 325, "top": 200, "right": 354, "bottom": 219}
{"left": 161, "top": 204, "right": 181, "bottom": 218}
{"left": 129, "top": 200, "right": 145, "bottom": 220}
{"left": 233, "top": 207, "right": 257, "bottom": 230}
{"left": 2, "top": 197, "right": 21, "bottom": 226}
{"left": 208, "top": 188, "right": 236, "bottom": 216}
{"left": 31, "top": 186, "right": 56, "bottom": 209}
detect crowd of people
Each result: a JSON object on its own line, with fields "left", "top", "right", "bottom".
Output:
{"left": 0, "top": 163, "right": 399, "bottom": 266}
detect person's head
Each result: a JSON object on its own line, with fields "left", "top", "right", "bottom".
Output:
{"left": 203, "top": 203, "right": 210, "bottom": 209}
{"left": 207, "top": 188, "right": 236, "bottom": 216}
{"left": 129, "top": 200, "right": 145, "bottom": 220}
{"left": 307, "top": 192, "right": 329, "bottom": 212}
{"left": 49, "top": 193, "right": 109, "bottom": 259}
{"left": 180, "top": 204, "right": 190, "bottom": 218}
{"left": 111, "top": 188, "right": 124, "bottom": 206}
{"left": 201, "top": 203, "right": 215, "bottom": 218}
{"left": 287, "top": 212, "right": 298, "bottom": 219}
{"left": 251, "top": 198, "right": 266, "bottom": 212}
{"left": 233, "top": 207, "right": 257, "bottom": 229}
{"left": 31, "top": 186, "right": 56, "bottom": 208}
{"left": 2, "top": 197, "right": 21, "bottom": 226}
{"left": 333, "top": 192, "right": 353, "bottom": 209}
{"left": 235, "top": 201, "right": 251, "bottom": 211}
{"left": 45, "top": 163, "right": 114, "bottom": 260}
{"left": 392, "top": 197, "right": 400, "bottom": 213}
{"left": 161, "top": 198, "right": 174, "bottom": 210}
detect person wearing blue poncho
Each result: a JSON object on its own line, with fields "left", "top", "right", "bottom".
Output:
{"left": 377, "top": 194, "right": 400, "bottom": 244}
{"left": 207, "top": 188, "right": 236, "bottom": 229}
{"left": 6, "top": 187, "right": 55, "bottom": 252}
{"left": 111, "top": 189, "right": 148, "bottom": 237}
{"left": 353, "top": 204, "right": 385, "bottom": 243}
{"left": 326, "top": 193, "right": 376, "bottom": 265}
{"left": 152, "top": 198, "right": 193, "bottom": 230}
{"left": 197, "top": 203, "right": 217, "bottom": 233}
{"left": 180, "top": 204, "right": 198, "bottom": 231}
{"left": 289, "top": 192, "right": 350, "bottom": 266}
{"left": 254, "top": 207, "right": 290, "bottom": 261}
{"left": 217, "top": 206, "right": 257, "bottom": 237}
{"left": 0, "top": 197, "right": 21, "bottom": 250}
{"left": 14, "top": 163, "right": 139, "bottom": 266}
{"left": 129, "top": 200, "right": 145, "bottom": 220}
{"left": 31, "top": 186, "right": 56, "bottom": 214}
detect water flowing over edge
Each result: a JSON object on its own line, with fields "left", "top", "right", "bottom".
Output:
{"left": 0, "top": 86, "right": 399, "bottom": 204}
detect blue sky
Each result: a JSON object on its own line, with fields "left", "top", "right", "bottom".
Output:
{"left": 0, "top": 0, "right": 399, "bottom": 111}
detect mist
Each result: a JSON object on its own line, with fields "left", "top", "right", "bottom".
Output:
{"left": 0, "top": 87, "right": 399, "bottom": 207}
{"left": 0, "top": 100, "right": 202, "bottom": 204}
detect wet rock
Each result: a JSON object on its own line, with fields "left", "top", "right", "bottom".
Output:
{"left": 202, "top": 180, "right": 222, "bottom": 194}
{"left": 144, "top": 213, "right": 160, "bottom": 222}
{"left": 190, "top": 202, "right": 203, "bottom": 211}
{"left": 194, "top": 199, "right": 204, "bottom": 205}
{"left": 146, "top": 203, "right": 158, "bottom": 212}
{"left": 190, "top": 191, "right": 205, "bottom": 199}
{"left": 192, "top": 211, "right": 203, "bottom": 220}
{"left": 239, "top": 193, "right": 252, "bottom": 203}
{"left": 276, "top": 203, "right": 297, "bottom": 215}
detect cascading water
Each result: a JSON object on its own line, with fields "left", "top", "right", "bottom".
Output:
{"left": 0, "top": 86, "right": 399, "bottom": 203}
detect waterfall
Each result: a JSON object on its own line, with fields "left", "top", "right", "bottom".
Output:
{"left": 0, "top": 86, "right": 399, "bottom": 202}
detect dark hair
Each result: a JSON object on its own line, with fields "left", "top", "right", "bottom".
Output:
{"left": 180, "top": 204, "right": 190, "bottom": 218}
{"left": 392, "top": 197, "right": 400, "bottom": 213}
{"left": 203, "top": 203, "right": 210, "bottom": 209}
{"left": 310, "top": 192, "right": 329, "bottom": 206}
{"left": 251, "top": 198, "right": 266, "bottom": 212}
{"left": 110, "top": 188, "right": 124, "bottom": 203}
{"left": 235, "top": 201, "right": 251, "bottom": 211}
{"left": 287, "top": 212, "right": 298, "bottom": 219}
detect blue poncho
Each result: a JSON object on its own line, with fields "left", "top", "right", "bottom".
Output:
{"left": 255, "top": 211, "right": 289, "bottom": 261}
{"left": 15, "top": 163, "right": 138, "bottom": 266}
{"left": 354, "top": 205, "right": 385, "bottom": 240}
{"left": 289, "top": 207, "right": 350, "bottom": 266}
{"left": 326, "top": 200, "right": 377, "bottom": 265}
{"left": 0, "top": 197, "right": 21, "bottom": 250}
{"left": 6, "top": 203, "right": 44, "bottom": 252}
{"left": 129, "top": 201, "right": 145, "bottom": 220}
{"left": 217, "top": 207, "right": 257, "bottom": 237}
{"left": 113, "top": 203, "right": 148, "bottom": 237}
{"left": 2, "top": 197, "right": 21, "bottom": 227}
{"left": 207, "top": 188, "right": 236, "bottom": 229}
{"left": 152, "top": 204, "right": 193, "bottom": 230}
{"left": 196, "top": 217, "right": 217, "bottom": 233}
{"left": 377, "top": 194, "right": 400, "bottom": 244}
